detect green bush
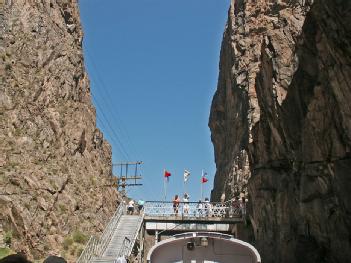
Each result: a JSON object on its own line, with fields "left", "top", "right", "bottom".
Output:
{"left": 76, "top": 247, "right": 84, "bottom": 257}
{"left": 72, "top": 230, "right": 88, "bottom": 244}
{"left": 58, "top": 204, "right": 67, "bottom": 213}
{"left": 0, "top": 247, "right": 13, "bottom": 259}
{"left": 69, "top": 245, "right": 77, "bottom": 256}
{"left": 63, "top": 237, "right": 73, "bottom": 250}
{"left": 4, "top": 231, "right": 12, "bottom": 246}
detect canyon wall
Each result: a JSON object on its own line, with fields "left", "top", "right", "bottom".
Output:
{"left": 0, "top": 0, "right": 119, "bottom": 260}
{"left": 209, "top": 0, "right": 351, "bottom": 262}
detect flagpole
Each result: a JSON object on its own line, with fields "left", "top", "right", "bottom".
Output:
{"left": 183, "top": 174, "right": 185, "bottom": 197}
{"left": 201, "top": 169, "right": 203, "bottom": 201}
{"left": 163, "top": 169, "right": 166, "bottom": 201}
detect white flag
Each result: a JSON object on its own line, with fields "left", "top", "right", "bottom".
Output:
{"left": 184, "top": 170, "right": 190, "bottom": 182}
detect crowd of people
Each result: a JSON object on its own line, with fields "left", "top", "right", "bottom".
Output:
{"left": 171, "top": 193, "right": 247, "bottom": 218}
{"left": 172, "top": 194, "right": 217, "bottom": 217}
{"left": 123, "top": 192, "right": 248, "bottom": 218}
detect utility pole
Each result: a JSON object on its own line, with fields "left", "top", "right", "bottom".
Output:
{"left": 111, "top": 161, "right": 143, "bottom": 197}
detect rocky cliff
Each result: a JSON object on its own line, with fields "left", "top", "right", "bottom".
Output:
{"left": 0, "top": 0, "right": 119, "bottom": 260}
{"left": 209, "top": 0, "right": 351, "bottom": 262}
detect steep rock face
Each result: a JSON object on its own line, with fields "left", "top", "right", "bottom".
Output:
{"left": 210, "top": 0, "right": 310, "bottom": 201}
{"left": 210, "top": 0, "right": 351, "bottom": 262}
{"left": 0, "top": 0, "right": 119, "bottom": 259}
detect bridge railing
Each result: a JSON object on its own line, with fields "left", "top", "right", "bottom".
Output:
{"left": 143, "top": 201, "right": 244, "bottom": 218}
{"left": 76, "top": 236, "right": 99, "bottom": 263}
{"left": 118, "top": 213, "right": 144, "bottom": 258}
{"left": 77, "top": 204, "right": 125, "bottom": 263}
{"left": 118, "top": 237, "right": 131, "bottom": 258}
{"left": 97, "top": 203, "right": 125, "bottom": 255}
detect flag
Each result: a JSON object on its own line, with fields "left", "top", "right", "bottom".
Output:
{"left": 163, "top": 170, "right": 171, "bottom": 200}
{"left": 184, "top": 170, "right": 190, "bottom": 182}
{"left": 164, "top": 170, "right": 171, "bottom": 178}
{"left": 202, "top": 171, "right": 208, "bottom": 183}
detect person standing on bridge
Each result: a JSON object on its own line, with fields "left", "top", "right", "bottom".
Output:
{"left": 220, "top": 192, "right": 226, "bottom": 203}
{"left": 220, "top": 192, "right": 226, "bottom": 217}
{"left": 137, "top": 199, "right": 145, "bottom": 214}
{"left": 204, "top": 197, "right": 212, "bottom": 217}
{"left": 173, "top": 194, "right": 180, "bottom": 215}
{"left": 183, "top": 193, "right": 190, "bottom": 215}
{"left": 127, "top": 199, "right": 135, "bottom": 215}
{"left": 240, "top": 196, "right": 246, "bottom": 217}
{"left": 196, "top": 200, "right": 203, "bottom": 217}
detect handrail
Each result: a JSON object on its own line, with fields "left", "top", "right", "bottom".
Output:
{"left": 118, "top": 237, "right": 131, "bottom": 258}
{"left": 143, "top": 201, "right": 244, "bottom": 218}
{"left": 125, "top": 214, "right": 144, "bottom": 257}
{"left": 116, "top": 214, "right": 144, "bottom": 259}
{"left": 173, "top": 232, "right": 234, "bottom": 240}
{"left": 97, "top": 204, "right": 124, "bottom": 255}
{"left": 77, "top": 204, "right": 125, "bottom": 263}
{"left": 143, "top": 200, "right": 236, "bottom": 204}
{"left": 144, "top": 199, "right": 239, "bottom": 206}
{"left": 144, "top": 201, "right": 214, "bottom": 205}
{"left": 76, "top": 236, "right": 99, "bottom": 263}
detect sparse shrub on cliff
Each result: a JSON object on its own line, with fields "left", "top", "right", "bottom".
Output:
{"left": 49, "top": 178, "right": 57, "bottom": 190}
{"left": 69, "top": 243, "right": 85, "bottom": 257}
{"left": 13, "top": 128, "right": 22, "bottom": 137}
{"left": 3, "top": 231, "right": 12, "bottom": 246}
{"left": 76, "top": 247, "right": 84, "bottom": 257}
{"left": 62, "top": 230, "right": 88, "bottom": 253}
{"left": 72, "top": 230, "right": 88, "bottom": 244}
{"left": 69, "top": 244, "right": 77, "bottom": 256}
{"left": 63, "top": 236, "right": 73, "bottom": 250}
{"left": 4, "top": 64, "right": 11, "bottom": 71}
{"left": 24, "top": 202, "right": 31, "bottom": 210}
{"left": 58, "top": 204, "right": 67, "bottom": 213}
{"left": 90, "top": 176, "right": 98, "bottom": 187}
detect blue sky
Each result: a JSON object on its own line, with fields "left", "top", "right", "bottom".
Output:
{"left": 79, "top": 0, "right": 230, "bottom": 202}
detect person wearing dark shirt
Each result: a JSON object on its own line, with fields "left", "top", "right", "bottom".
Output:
{"left": 0, "top": 253, "right": 31, "bottom": 263}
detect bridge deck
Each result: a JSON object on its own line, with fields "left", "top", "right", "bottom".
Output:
{"left": 143, "top": 201, "right": 244, "bottom": 233}
{"left": 144, "top": 215, "right": 242, "bottom": 224}
{"left": 143, "top": 201, "right": 245, "bottom": 223}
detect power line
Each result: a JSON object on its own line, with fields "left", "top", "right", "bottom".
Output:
{"left": 84, "top": 51, "right": 141, "bottom": 161}
{"left": 82, "top": 48, "right": 146, "bottom": 196}
{"left": 88, "top": 74, "right": 133, "bottom": 160}
{"left": 95, "top": 111, "right": 129, "bottom": 161}
{"left": 91, "top": 91, "right": 131, "bottom": 160}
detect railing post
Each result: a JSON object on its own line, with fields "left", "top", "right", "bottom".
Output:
{"left": 155, "top": 230, "right": 159, "bottom": 244}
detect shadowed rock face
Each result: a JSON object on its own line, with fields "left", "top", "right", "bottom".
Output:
{"left": 0, "top": 0, "right": 119, "bottom": 259}
{"left": 210, "top": 0, "right": 351, "bottom": 262}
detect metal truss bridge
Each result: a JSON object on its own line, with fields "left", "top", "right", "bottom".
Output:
{"left": 77, "top": 200, "right": 246, "bottom": 263}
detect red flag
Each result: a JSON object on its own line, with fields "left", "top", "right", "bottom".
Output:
{"left": 202, "top": 176, "right": 208, "bottom": 183}
{"left": 164, "top": 170, "right": 171, "bottom": 178}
